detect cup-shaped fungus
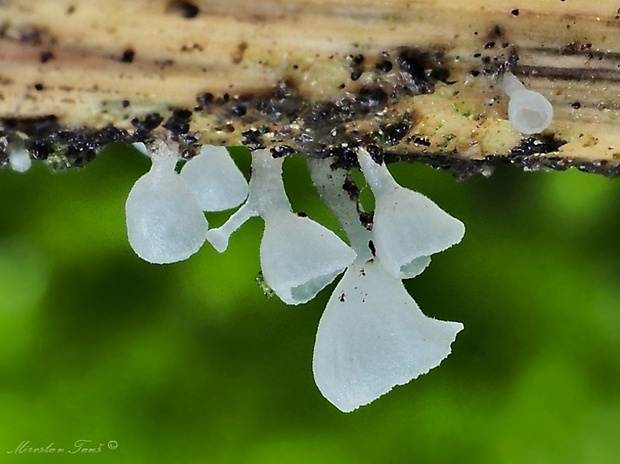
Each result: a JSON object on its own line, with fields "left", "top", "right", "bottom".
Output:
{"left": 308, "top": 157, "right": 465, "bottom": 411}
{"left": 357, "top": 148, "right": 464, "bottom": 279}
{"left": 125, "top": 141, "right": 208, "bottom": 264}
{"left": 261, "top": 209, "right": 357, "bottom": 305}
{"left": 313, "top": 258, "right": 463, "bottom": 412}
{"left": 207, "top": 149, "right": 356, "bottom": 305}
{"left": 500, "top": 71, "right": 553, "bottom": 135}
{"left": 180, "top": 145, "right": 248, "bottom": 211}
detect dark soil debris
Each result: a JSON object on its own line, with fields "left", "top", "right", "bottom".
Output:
{"left": 167, "top": 0, "right": 200, "bottom": 19}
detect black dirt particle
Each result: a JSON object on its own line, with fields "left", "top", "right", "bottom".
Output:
{"left": 34, "top": 83, "right": 44, "bottom": 91}
{"left": 270, "top": 145, "right": 295, "bottom": 157}
{"left": 352, "top": 54, "right": 365, "bottom": 65}
{"left": 571, "top": 101, "right": 581, "bottom": 109}
{"left": 368, "top": 240, "right": 376, "bottom": 257}
{"left": 241, "top": 129, "right": 262, "bottom": 145}
{"left": 167, "top": 0, "right": 200, "bottom": 19}
{"left": 365, "top": 144, "right": 383, "bottom": 164}
{"left": 309, "top": 102, "right": 338, "bottom": 123}
{"left": 510, "top": 134, "right": 567, "bottom": 157}
{"left": 396, "top": 48, "right": 450, "bottom": 95}
{"left": 121, "top": 49, "right": 135, "bottom": 63}
{"left": 297, "top": 212, "right": 308, "bottom": 218}
{"left": 511, "top": 9, "right": 519, "bottom": 16}
{"left": 490, "top": 25, "right": 503, "bottom": 38}
{"left": 484, "top": 42, "right": 496, "bottom": 49}
{"left": 121, "top": 100, "right": 130, "bottom": 108}
{"left": 195, "top": 92, "right": 214, "bottom": 110}
{"left": 381, "top": 121, "right": 412, "bottom": 146}
{"left": 350, "top": 54, "right": 365, "bottom": 82}
{"left": 359, "top": 211, "right": 373, "bottom": 230}
{"left": 131, "top": 113, "right": 163, "bottom": 138}
{"left": 39, "top": 51, "right": 54, "bottom": 63}
{"left": 376, "top": 60, "right": 393, "bottom": 73}
{"left": 231, "top": 104, "right": 247, "bottom": 117}
{"left": 30, "top": 140, "right": 52, "bottom": 160}
{"left": 342, "top": 178, "right": 359, "bottom": 200}
{"left": 410, "top": 135, "right": 431, "bottom": 147}
{"left": 163, "top": 109, "right": 192, "bottom": 135}
{"left": 354, "top": 86, "right": 388, "bottom": 114}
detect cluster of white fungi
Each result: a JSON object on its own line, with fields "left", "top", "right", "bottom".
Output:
{"left": 2, "top": 71, "right": 552, "bottom": 411}
{"left": 125, "top": 141, "right": 466, "bottom": 412}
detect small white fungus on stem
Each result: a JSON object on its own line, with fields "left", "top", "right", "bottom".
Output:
{"left": 125, "top": 140, "right": 208, "bottom": 264}
{"left": 180, "top": 145, "right": 248, "bottom": 212}
{"left": 8, "top": 147, "right": 32, "bottom": 173}
{"left": 357, "top": 148, "right": 464, "bottom": 279}
{"left": 500, "top": 71, "right": 553, "bottom": 135}
{"left": 207, "top": 149, "right": 356, "bottom": 305}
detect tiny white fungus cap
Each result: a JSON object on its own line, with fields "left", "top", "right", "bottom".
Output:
{"left": 125, "top": 142, "right": 208, "bottom": 264}
{"left": 180, "top": 145, "right": 248, "bottom": 211}
{"left": 8, "top": 148, "right": 32, "bottom": 173}
{"left": 260, "top": 210, "right": 357, "bottom": 305}
{"left": 357, "top": 148, "right": 465, "bottom": 279}
{"left": 313, "top": 259, "right": 463, "bottom": 412}
{"left": 501, "top": 71, "right": 553, "bottom": 135}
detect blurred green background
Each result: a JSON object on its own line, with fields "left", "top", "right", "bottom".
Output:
{"left": 0, "top": 144, "right": 619, "bottom": 464}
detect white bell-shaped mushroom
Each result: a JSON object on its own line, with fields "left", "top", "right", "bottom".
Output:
{"left": 207, "top": 149, "right": 356, "bottom": 304}
{"left": 261, "top": 210, "right": 356, "bottom": 305}
{"left": 180, "top": 145, "right": 248, "bottom": 211}
{"left": 125, "top": 141, "right": 208, "bottom": 264}
{"left": 313, "top": 259, "right": 463, "bottom": 412}
{"left": 501, "top": 71, "right": 553, "bottom": 135}
{"left": 357, "top": 148, "right": 464, "bottom": 279}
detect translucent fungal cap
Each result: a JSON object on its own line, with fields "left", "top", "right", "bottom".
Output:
{"left": 8, "top": 148, "right": 32, "bottom": 173}
{"left": 261, "top": 210, "right": 356, "bottom": 305}
{"left": 313, "top": 259, "right": 463, "bottom": 412}
{"left": 207, "top": 149, "right": 356, "bottom": 305}
{"left": 125, "top": 141, "right": 208, "bottom": 264}
{"left": 357, "top": 148, "right": 465, "bottom": 279}
{"left": 501, "top": 71, "right": 553, "bottom": 135}
{"left": 180, "top": 145, "right": 248, "bottom": 211}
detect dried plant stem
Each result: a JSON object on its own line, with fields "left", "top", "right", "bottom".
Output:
{"left": 1, "top": 0, "right": 620, "bottom": 176}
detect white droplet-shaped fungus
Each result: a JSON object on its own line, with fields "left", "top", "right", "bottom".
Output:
{"left": 8, "top": 148, "right": 32, "bottom": 173}
{"left": 125, "top": 142, "right": 208, "bottom": 264}
{"left": 207, "top": 149, "right": 356, "bottom": 304}
{"left": 180, "top": 145, "right": 248, "bottom": 211}
{"left": 501, "top": 71, "right": 553, "bottom": 134}
{"left": 357, "top": 148, "right": 465, "bottom": 279}
{"left": 313, "top": 259, "right": 463, "bottom": 412}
